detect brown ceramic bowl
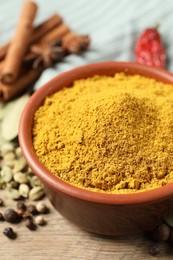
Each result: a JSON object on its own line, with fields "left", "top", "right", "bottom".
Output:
{"left": 19, "top": 61, "right": 173, "bottom": 236}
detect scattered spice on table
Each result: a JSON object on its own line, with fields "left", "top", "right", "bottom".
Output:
{"left": 148, "top": 217, "right": 173, "bottom": 256}
{"left": 25, "top": 216, "right": 37, "bottom": 231}
{"left": 36, "top": 201, "right": 49, "bottom": 214}
{"left": 33, "top": 73, "right": 173, "bottom": 194}
{"left": 35, "top": 215, "right": 46, "bottom": 226}
{"left": 0, "top": 142, "right": 45, "bottom": 200}
{"left": 0, "top": 197, "right": 49, "bottom": 239}
{"left": 0, "top": 212, "right": 4, "bottom": 221}
{"left": 152, "top": 223, "right": 170, "bottom": 242}
{"left": 148, "top": 244, "right": 160, "bottom": 257}
{"left": 3, "top": 208, "right": 20, "bottom": 223}
{"left": 3, "top": 227, "right": 17, "bottom": 239}
{"left": 0, "top": 198, "right": 4, "bottom": 206}
{"left": 0, "top": 139, "right": 50, "bottom": 239}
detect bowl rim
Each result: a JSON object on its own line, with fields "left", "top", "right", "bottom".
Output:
{"left": 19, "top": 61, "right": 173, "bottom": 205}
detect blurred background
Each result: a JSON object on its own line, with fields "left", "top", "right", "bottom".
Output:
{"left": 1, "top": 0, "right": 173, "bottom": 89}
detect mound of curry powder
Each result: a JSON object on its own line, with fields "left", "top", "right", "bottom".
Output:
{"left": 32, "top": 73, "right": 173, "bottom": 193}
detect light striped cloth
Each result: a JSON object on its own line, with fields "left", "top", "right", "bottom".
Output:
{"left": 1, "top": 0, "right": 173, "bottom": 90}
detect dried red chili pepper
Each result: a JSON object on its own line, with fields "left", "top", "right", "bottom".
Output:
{"left": 135, "top": 27, "right": 166, "bottom": 69}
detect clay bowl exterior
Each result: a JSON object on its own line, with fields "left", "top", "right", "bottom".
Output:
{"left": 19, "top": 62, "right": 173, "bottom": 236}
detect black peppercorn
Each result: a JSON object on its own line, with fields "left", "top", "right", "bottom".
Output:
{"left": 16, "top": 201, "right": 26, "bottom": 211}
{"left": 152, "top": 223, "right": 170, "bottom": 242}
{"left": 3, "top": 227, "right": 17, "bottom": 239}
{"left": 17, "top": 208, "right": 25, "bottom": 217}
{"left": 169, "top": 229, "right": 173, "bottom": 244}
{"left": 25, "top": 217, "right": 37, "bottom": 231}
{"left": 0, "top": 212, "right": 4, "bottom": 221}
{"left": 23, "top": 211, "right": 32, "bottom": 219}
{"left": 148, "top": 244, "right": 160, "bottom": 256}
{"left": 27, "top": 204, "right": 38, "bottom": 215}
{"left": 0, "top": 198, "right": 4, "bottom": 206}
{"left": 4, "top": 208, "right": 20, "bottom": 223}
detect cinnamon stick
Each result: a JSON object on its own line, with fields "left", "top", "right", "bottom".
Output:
{"left": 62, "top": 32, "right": 90, "bottom": 53}
{"left": 39, "top": 23, "right": 70, "bottom": 45}
{"left": 1, "top": 0, "right": 38, "bottom": 84}
{"left": 30, "top": 14, "right": 63, "bottom": 43}
{"left": 0, "top": 43, "right": 10, "bottom": 61}
{"left": 0, "top": 61, "right": 4, "bottom": 72}
{"left": 0, "top": 14, "right": 63, "bottom": 61}
{"left": 25, "top": 24, "right": 70, "bottom": 61}
{"left": 25, "top": 29, "right": 90, "bottom": 70}
{"left": 0, "top": 69, "right": 41, "bottom": 101}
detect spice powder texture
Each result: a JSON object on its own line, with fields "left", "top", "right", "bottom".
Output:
{"left": 32, "top": 73, "right": 173, "bottom": 193}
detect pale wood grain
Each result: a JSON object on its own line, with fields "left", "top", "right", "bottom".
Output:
{"left": 0, "top": 190, "right": 173, "bottom": 260}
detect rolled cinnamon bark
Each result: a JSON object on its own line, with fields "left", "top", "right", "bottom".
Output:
{"left": 39, "top": 23, "right": 70, "bottom": 45}
{"left": 62, "top": 32, "right": 90, "bottom": 53}
{"left": 0, "top": 43, "right": 10, "bottom": 61}
{"left": 0, "top": 69, "right": 41, "bottom": 101}
{"left": 0, "top": 61, "right": 4, "bottom": 72}
{"left": 1, "top": 0, "right": 38, "bottom": 84}
{"left": 0, "top": 14, "right": 63, "bottom": 61}
{"left": 24, "top": 24, "right": 70, "bottom": 62}
{"left": 31, "top": 14, "right": 63, "bottom": 43}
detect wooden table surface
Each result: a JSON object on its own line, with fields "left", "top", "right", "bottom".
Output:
{"left": 0, "top": 190, "right": 173, "bottom": 260}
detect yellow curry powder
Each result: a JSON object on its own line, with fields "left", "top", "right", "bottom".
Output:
{"left": 32, "top": 73, "right": 173, "bottom": 193}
